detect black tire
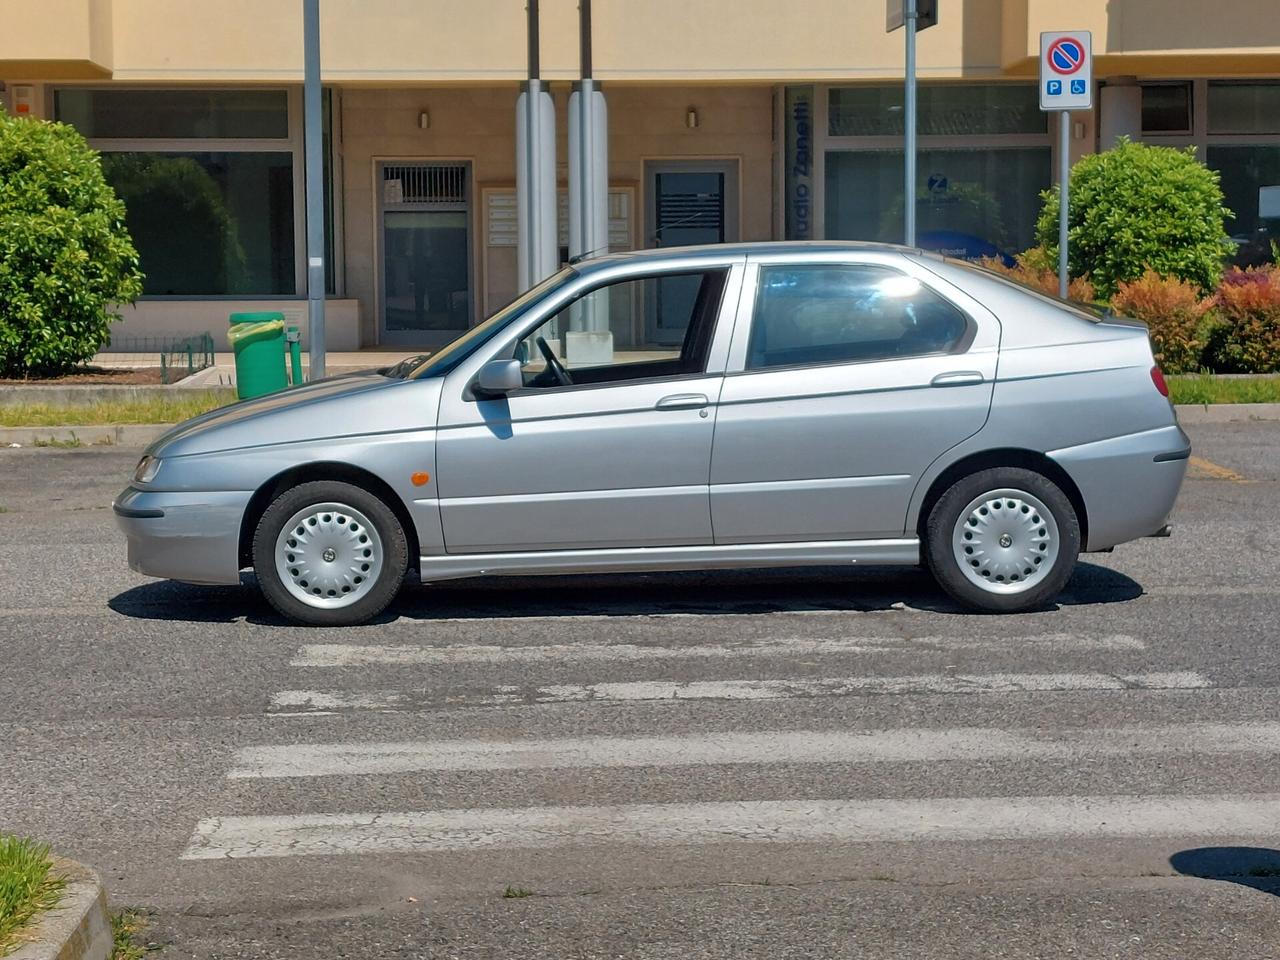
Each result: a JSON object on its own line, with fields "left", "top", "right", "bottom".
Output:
{"left": 252, "top": 480, "right": 409, "bottom": 626}
{"left": 924, "top": 466, "right": 1081, "bottom": 613}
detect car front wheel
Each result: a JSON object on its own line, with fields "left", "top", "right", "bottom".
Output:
{"left": 252, "top": 480, "right": 409, "bottom": 626}
{"left": 925, "top": 467, "right": 1081, "bottom": 613}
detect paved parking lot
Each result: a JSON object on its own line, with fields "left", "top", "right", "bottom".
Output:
{"left": 2, "top": 420, "right": 1279, "bottom": 959}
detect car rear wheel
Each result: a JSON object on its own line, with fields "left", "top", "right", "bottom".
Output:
{"left": 925, "top": 467, "right": 1081, "bottom": 613}
{"left": 252, "top": 480, "right": 408, "bottom": 626}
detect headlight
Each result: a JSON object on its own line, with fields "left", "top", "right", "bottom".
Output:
{"left": 133, "top": 456, "right": 162, "bottom": 484}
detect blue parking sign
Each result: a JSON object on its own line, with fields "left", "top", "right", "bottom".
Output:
{"left": 1046, "top": 80, "right": 1062, "bottom": 96}
{"left": 1070, "top": 79, "right": 1086, "bottom": 95}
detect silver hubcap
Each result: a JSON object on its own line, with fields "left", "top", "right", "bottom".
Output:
{"left": 952, "top": 487, "right": 1060, "bottom": 596}
{"left": 275, "top": 502, "right": 384, "bottom": 609}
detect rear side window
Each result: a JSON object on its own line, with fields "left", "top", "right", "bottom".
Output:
{"left": 747, "top": 264, "right": 970, "bottom": 370}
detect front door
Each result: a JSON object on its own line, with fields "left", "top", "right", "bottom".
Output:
{"left": 378, "top": 161, "right": 472, "bottom": 347}
{"left": 434, "top": 263, "right": 742, "bottom": 555}
{"left": 645, "top": 160, "right": 739, "bottom": 346}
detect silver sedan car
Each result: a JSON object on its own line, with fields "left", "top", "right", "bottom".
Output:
{"left": 115, "top": 243, "right": 1189, "bottom": 626}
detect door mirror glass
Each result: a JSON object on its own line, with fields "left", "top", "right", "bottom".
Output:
{"left": 475, "top": 358, "right": 524, "bottom": 396}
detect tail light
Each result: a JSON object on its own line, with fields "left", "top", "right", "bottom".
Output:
{"left": 1150, "top": 365, "right": 1169, "bottom": 398}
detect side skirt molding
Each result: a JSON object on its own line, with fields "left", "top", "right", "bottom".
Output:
{"left": 418, "top": 538, "right": 920, "bottom": 583}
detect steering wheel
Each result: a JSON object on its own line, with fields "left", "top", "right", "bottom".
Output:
{"left": 536, "top": 336, "right": 573, "bottom": 387}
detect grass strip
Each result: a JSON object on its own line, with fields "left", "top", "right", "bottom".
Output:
{"left": 1169, "top": 374, "right": 1280, "bottom": 405}
{"left": 0, "top": 835, "right": 66, "bottom": 956}
{"left": 0, "top": 391, "right": 233, "bottom": 427}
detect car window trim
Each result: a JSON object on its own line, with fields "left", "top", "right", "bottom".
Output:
{"left": 468, "top": 267, "right": 732, "bottom": 400}
{"left": 496, "top": 368, "right": 724, "bottom": 400}
{"left": 738, "top": 262, "right": 978, "bottom": 374}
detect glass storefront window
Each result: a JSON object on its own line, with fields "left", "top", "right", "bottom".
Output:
{"left": 101, "top": 152, "right": 296, "bottom": 296}
{"left": 828, "top": 85, "right": 1045, "bottom": 138}
{"left": 1206, "top": 145, "right": 1280, "bottom": 267}
{"left": 824, "top": 148, "right": 1051, "bottom": 258}
{"left": 1142, "top": 83, "right": 1192, "bottom": 133}
{"left": 1207, "top": 82, "right": 1280, "bottom": 135}
{"left": 53, "top": 89, "right": 289, "bottom": 140}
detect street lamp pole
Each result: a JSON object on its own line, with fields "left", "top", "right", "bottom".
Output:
{"left": 903, "top": 0, "right": 917, "bottom": 247}
{"left": 303, "top": 0, "right": 326, "bottom": 379}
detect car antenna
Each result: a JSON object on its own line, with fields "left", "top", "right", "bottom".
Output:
{"left": 568, "top": 243, "right": 611, "bottom": 265}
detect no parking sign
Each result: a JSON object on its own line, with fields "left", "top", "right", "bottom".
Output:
{"left": 1039, "top": 31, "right": 1093, "bottom": 111}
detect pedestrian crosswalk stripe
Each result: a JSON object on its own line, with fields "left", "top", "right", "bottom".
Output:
{"left": 288, "top": 633, "right": 1145, "bottom": 668}
{"left": 229, "top": 721, "right": 1280, "bottom": 779}
{"left": 181, "top": 793, "right": 1280, "bottom": 860}
{"left": 268, "top": 671, "right": 1212, "bottom": 714}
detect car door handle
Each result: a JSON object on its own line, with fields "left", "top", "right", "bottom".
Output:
{"left": 931, "top": 371, "right": 985, "bottom": 388}
{"left": 655, "top": 393, "right": 710, "bottom": 410}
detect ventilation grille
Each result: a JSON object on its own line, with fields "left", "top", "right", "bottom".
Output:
{"left": 383, "top": 163, "right": 467, "bottom": 205}
{"left": 657, "top": 190, "right": 724, "bottom": 234}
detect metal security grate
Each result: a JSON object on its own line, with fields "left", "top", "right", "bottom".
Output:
{"left": 383, "top": 163, "right": 467, "bottom": 205}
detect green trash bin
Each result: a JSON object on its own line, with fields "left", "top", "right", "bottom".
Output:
{"left": 228, "top": 312, "right": 287, "bottom": 399}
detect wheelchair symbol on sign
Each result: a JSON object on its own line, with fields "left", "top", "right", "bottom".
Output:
{"left": 1070, "top": 79, "right": 1086, "bottom": 95}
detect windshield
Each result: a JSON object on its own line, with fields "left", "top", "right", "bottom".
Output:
{"left": 401, "top": 268, "right": 577, "bottom": 380}
{"left": 940, "top": 256, "right": 1107, "bottom": 323}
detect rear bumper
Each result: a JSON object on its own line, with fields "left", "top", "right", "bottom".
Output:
{"left": 113, "top": 486, "right": 252, "bottom": 585}
{"left": 1049, "top": 424, "right": 1190, "bottom": 552}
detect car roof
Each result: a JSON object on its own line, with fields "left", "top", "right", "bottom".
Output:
{"left": 575, "top": 240, "right": 927, "bottom": 273}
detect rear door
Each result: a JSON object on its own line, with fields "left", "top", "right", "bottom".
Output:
{"left": 710, "top": 252, "right": 999, "bottom": 543}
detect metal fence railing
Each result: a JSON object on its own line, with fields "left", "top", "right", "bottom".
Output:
{"left": 105, "top": 333, "right": 217, "bottom": 384}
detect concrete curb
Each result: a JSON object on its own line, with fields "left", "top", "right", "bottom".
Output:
{"left": 0, "top": 424, "right": 171, "bottom": 448}
{"left": 1174, "top": 402, "right": 1280, "bottom": 423}
{"left": 10, "top": 858, "right": 111, "bottom": 960}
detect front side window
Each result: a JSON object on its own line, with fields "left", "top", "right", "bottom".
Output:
{"left": 747, "top": 265, "right": 969, "bottom": 370}
{"left": 517, "top": 270, "right": 728, "bottom": 390}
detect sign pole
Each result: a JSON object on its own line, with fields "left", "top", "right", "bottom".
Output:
{"left": 1058, "top": 109, "right": 1070, "bottom": 298}
{"left": 903, "top": 0, "right": 917, "bottom": 247}
{"left": 1039, "top": 30, "right": 1091, "bottom": 298}
{"left": 303, "top": 0, "right": 326, "bottom": 379}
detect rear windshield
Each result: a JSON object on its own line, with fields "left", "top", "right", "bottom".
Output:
{"left": 940, "top": 257, "right": 1107, "bottom": 323}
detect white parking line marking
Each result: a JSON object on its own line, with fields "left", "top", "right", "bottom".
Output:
{"left": 289, "top": 634, "right": 1145, "bottom": 668}
{"left": 182, "top": 793, "right": 1280, "bottom": 860}
{"left": 268, "top": 671, "right": 1212, "bottom": 714}
{"left": 229, "top": 721, "right": 1280, "bottom": 779}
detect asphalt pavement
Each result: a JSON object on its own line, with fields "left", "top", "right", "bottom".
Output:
{"left": 1, "top": 421, "right": 1278, "bottom": 959}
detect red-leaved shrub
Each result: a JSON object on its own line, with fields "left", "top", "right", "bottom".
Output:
{"left": 1109, "top": 271, "right": 1215, "bottom": 373}
{"left": 977, "top": 248, "right": 1097, "bottom": 304}
{"left": 1207, "top": 266, "right": 1280, "bottom": 373}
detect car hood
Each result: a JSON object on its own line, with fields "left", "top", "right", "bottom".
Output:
{"left": 150, "top": 371, "right": 441, "bottom": 458}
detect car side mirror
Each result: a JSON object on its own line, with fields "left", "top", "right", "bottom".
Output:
{"left": 475, "top": 358, "right": 524, "bottom": 397}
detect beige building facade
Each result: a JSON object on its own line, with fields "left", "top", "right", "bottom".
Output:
{"left": 2, "top": 0, "right": 1278, "bottom": 349}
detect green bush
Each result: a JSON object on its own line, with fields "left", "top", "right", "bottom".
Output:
{"left": 1206, "top": 266, "right": 1280, "bottom": 373}
{"left": 0, "top": 110, "right": 143, "bottom": 377}
{"left": 1035, "top": 139, "right": 1232, "bottom": 299}
{"left": 1109, "top": 270, "right": 1215, "bottom": 373}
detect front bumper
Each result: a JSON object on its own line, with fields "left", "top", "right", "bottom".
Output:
{"left": 1049, "top": 424, "right": 1191, "bottom": 552}
{"left": 113, "top": 486, "right": 253, "bottom": 585}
